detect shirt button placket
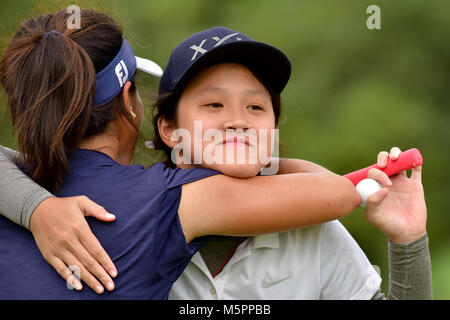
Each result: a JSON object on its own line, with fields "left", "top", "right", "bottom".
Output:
{"left": 213, "top": 270, "right": 229, "bottom": 300}
{"left": 209, "top": 286, "right": 217, "bottom": 297}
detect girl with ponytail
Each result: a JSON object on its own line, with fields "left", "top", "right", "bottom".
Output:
{"left": 2, "top": 26, "right": 95, "bottom": 192}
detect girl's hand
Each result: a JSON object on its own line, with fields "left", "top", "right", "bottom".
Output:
{"left": 364, "top": 147, "right": 427, "bottom": 244}
{"left": 29, "top": 196, "right": 117, "bottom": 294}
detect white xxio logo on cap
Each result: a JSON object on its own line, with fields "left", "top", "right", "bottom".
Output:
{"left": 190, "top": 39, "right": 208, "bottom": 61}
{"left": 115, "top": 59, "right": 129, "bottom": 87}
{"left": 190, "top": 32, "right": 241, "bottom": 61}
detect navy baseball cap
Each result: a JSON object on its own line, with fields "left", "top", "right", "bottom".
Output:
{"left": 159, "top": 26, "right": 291, "bottom": 94}
{"left": 93, "top": 38, "right": 163, "bottom": 106}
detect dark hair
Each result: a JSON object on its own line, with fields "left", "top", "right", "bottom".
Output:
{"left": 152, "top": 64, "right": 282, "bottom": 168}
{"left": 0, "top": 9, "right": 138, "bottom": 191}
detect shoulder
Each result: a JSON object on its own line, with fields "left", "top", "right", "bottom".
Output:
{"left": 247, "top": 225, "right": 326, "bottom": 260}
{"left": 161, "top": 165, "right": 221, "bottom": 189}
{"left": 272, "top": 220, "right": 359, "bottom": 254}
{"left": 319, "top": 220, "right": 360, "bottom": 249}
{"left": 278, "top": 224, "right": 324, "bottom": 245}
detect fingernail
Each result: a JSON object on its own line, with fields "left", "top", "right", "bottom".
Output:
{"left": 96, "top": 285, "right": 104, "bottom": 294}
{"left": 106, "top": 281, "right": 115, "bottom": 291}
{"left": 74, "top": 281, "right": 82, "bottom": 290}
{"left": 106, "top": 213, "right": 116, "bottom": 219}
{"left": 110, "top": 269, "right": 117, "bottom": 278}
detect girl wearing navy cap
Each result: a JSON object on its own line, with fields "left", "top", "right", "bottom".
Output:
{"left": 0, "top": 15, "right": 430, "bottom": 299}
{"left": 152, "top": 28, "right": 431, "bottom": 300}
{"left": 0, "top": 9, "right": 360, "bottom": 299}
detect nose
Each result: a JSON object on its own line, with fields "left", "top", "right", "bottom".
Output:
{"left": 222, "top": 112, "right": 252, "bottom": 132}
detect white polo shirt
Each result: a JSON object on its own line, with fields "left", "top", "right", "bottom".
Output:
{"left": 169, "top": 220, "right": 382, "bottom": 300}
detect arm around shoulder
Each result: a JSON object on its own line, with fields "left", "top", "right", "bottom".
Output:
{"left": 179, "top": 171, "right": 361, "bottom": 243}
{"left": 0, "top": 145, "right": 53, "bottom": 228}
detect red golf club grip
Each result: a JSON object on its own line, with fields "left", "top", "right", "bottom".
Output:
{"left": 344, "top": 148, "right": 423, "bottom": 186}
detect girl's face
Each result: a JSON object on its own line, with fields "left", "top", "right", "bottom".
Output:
{"left": 171, "top": 63, "right": 277, "bottom": 177}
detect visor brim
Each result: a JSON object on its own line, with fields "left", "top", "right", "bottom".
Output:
{"left": 136, "top": 56, "right": 163, "bottom": 77}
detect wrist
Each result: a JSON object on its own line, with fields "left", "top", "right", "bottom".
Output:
{"left": 29, "top": 196, "right": 56, "bottom": 232}
{"left": 388, "top": 230, "right": 427, "bottom": 245}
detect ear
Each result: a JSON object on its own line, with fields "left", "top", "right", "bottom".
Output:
{"left": 120, "top": 81, "right": 134, "bottom": 118}
{"left": 157, "top": 115, "right": 178, "bottom": 149}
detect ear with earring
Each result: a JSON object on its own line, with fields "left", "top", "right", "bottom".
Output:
{"left": 129, "top": 105, "right": 137, "bottom": 118}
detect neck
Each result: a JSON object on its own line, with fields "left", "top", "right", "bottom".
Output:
{"left": 77, "top": 122, "right": 135, "bottom": 166}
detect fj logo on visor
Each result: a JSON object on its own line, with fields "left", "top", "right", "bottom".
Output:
{"left": 115, "top": 59, "right": 129, "bottom": 87}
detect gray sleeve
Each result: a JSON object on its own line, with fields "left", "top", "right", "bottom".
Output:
{"left": 371, "top": 289, "right": 387, "bottom": 300}
{"left": 387, "top": 233, "right": 432, "bottom": 299}
{"left": 0, "top": 145, "right": 53, "bottom": 229}
{"left": 0, "top": 145, "right": 21, "bottom": 163}
{"left": 370, "top": 233, "right": 432, "bottom": 300}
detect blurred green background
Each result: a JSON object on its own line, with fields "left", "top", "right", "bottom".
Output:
{"left": 1, "top": 0, "right": 449, "bottom": 299}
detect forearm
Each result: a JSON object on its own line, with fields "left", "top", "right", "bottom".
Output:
{"left": 370, "top": 235, "right": 432, "bottom": 300}
{"left": 184, "top": 171, "right": 362, "bottom": 242}
{"left": 387, "top": 233, "right": 432, "bottom": 299}
{"left": 0, "top": 145, "right": 53, "bottom": 229}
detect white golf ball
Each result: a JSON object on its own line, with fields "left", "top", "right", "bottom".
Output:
{"left": 356, "top": 178, "right": 382, "bottom": 207}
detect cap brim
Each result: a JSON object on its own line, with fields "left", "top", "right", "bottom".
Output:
{"left": 136, "top": 56, "right": 163, "bottom": 77}
{"left": 173, "top": 41, "right": 291, "bottom": 94}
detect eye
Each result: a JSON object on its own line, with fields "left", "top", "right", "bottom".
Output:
{"left": 204, "top": 103, "right": 223, "bottom": 108}
{"left": 247, "top": 104, "right": 264, "bottom": 111}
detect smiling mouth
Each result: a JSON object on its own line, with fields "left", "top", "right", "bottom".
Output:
{"left": 221, "top": 136, "right": 251, "bottom": 147}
